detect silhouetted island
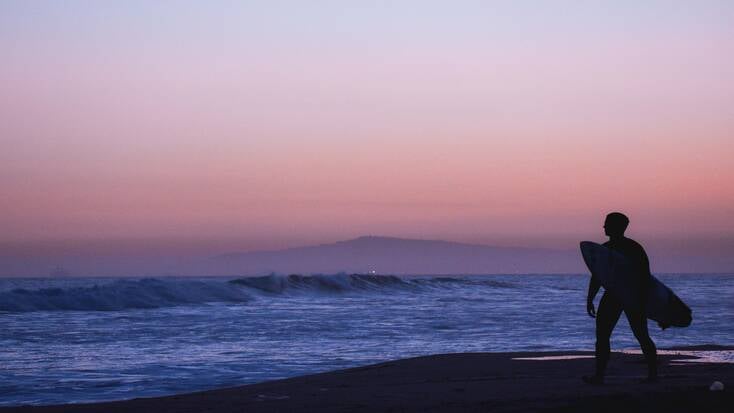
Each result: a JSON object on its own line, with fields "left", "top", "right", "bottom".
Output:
{"left": 214, "top": 235, "right": 581, "bottom": 275}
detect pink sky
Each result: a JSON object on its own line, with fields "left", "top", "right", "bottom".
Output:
{"left": 1, "top": 1, "right": 733, "bottom": 252}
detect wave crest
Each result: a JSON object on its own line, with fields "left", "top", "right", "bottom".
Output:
{"left": 0, "top": 279, "right": 252, "bottom": 312}
{"left": 230, "top": 273, "right": 515, "bottom": 294}
{"left": 230, "top": 273, "right": 415, "bottom": 293}
{"left": 1, "top": 275, "right": 517, "bottom": 312}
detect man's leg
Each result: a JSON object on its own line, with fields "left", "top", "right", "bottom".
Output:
{"left": 594, "top": 292, "right": 623, "bottom": 378}
{"left": 625, "top": 308, "right": 658, "bottom": 380}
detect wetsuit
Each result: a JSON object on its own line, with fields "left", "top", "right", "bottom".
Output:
{"left": 595, "top": 237, "right": 657, "bottom": 378}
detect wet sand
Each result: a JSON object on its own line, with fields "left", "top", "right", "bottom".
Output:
{"left": 3, "top": 347, "right": 732, "bottom": 413}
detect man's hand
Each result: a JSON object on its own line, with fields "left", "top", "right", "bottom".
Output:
{"left": 587, "top": 300, "right": 596, "bottom": 318}
{"left": 586, "top": 274, "right": 601, "bottom": 318}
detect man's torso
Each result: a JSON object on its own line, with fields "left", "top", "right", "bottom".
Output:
{"left": 603, "top": 237, "right": 651, "bottom": 296}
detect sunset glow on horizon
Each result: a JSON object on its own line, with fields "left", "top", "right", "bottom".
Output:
{"left": 2, "top": 1, "right": 733, "bottom": 251}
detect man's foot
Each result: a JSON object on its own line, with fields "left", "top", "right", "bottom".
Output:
{"left": 582, "top": 375, "right": 604, "bottom": 385}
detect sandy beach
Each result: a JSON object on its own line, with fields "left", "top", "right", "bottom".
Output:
{"left": 3, "top": 346, "right": 731, "bottom": 413}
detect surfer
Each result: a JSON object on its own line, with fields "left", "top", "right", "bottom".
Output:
{"left": 583, "top": 212, "right": 658, "bottom": 384}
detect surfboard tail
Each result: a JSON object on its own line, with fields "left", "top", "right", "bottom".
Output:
{"left": 668, "top": 294, "right": 693, "bottom": 328}
{"left": 649, "top": 292, "right": 692, "bottom": 329}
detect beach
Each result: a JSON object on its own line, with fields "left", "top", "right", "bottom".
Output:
{"left": 2, "top": 347, "right": 731, "bottom": 413}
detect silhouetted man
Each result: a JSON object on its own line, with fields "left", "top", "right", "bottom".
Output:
{"left": 584, "top": 212, "right": 657, "bottom": 384}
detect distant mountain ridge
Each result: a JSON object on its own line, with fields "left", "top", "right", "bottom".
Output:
{"left": 2, "top": 235, "right": 732, "bottom": 277}
{"left": 214, "top": 235, "right": 584, "bottom": 275}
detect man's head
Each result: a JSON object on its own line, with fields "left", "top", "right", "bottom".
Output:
{"left": 604, "top": 212, "right": 629, "bottom": 238}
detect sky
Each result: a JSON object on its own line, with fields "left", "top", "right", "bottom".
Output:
{"left": 1, "top": 1, "right": 733, "bottom": 262}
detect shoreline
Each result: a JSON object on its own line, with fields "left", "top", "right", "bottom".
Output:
{"left": 2, "top": 347, "right": 732, "bottom": 412}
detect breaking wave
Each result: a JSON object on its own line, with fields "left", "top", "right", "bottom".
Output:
{"left": 229, "top": 273, "right": 516, "bottom": 294}
{"left": 0, "top": 278, "right": 253, "bottom": 312}
{"left": 230, "top": 273, "right": 418, "bottom": 293}
{"left": 0, "top": 274, "right": 516, "bottom": 312}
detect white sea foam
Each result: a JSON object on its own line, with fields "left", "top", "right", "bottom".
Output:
{"left": 0, "top": 278, "right": 253, "bottom": 312}
{"left": 0, "top": 274, "right": 518, "bottom": 312}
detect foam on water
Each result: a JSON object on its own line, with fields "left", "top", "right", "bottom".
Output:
{"left": 0, "top": 274, "right": 518, "bottom": 312}
{"left": 0, "top": 278, "right": 253, "bottom": 312}
{"left": 622, "top": 349, "right": 734, "bottom": 364}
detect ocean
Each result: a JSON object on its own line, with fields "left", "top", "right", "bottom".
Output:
{"left": 1, "top": 273, "right": 732, "bottom": 406}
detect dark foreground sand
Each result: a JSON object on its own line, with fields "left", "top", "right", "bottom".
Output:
{"left": 3, "top": 347, "right": 732, "bottom": 413}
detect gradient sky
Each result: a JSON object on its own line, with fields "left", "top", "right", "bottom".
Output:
{"left": 1, "top": 1, "right": 733, "bottom": 252}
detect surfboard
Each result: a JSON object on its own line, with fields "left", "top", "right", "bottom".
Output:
{"left": 580, "top": 241, "right": 692, "bottom": 329}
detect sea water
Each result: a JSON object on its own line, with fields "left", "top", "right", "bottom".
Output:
{"left": 1, "top": 274, "right": 732, "bottom": 406}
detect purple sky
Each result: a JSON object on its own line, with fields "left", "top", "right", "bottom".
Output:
{"left": 1, "top": 1, "right": 733, "bottom": 272}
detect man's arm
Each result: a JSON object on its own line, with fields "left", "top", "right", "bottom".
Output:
{"left": 586, "top": 275, "right": 601, "bottom": 318}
